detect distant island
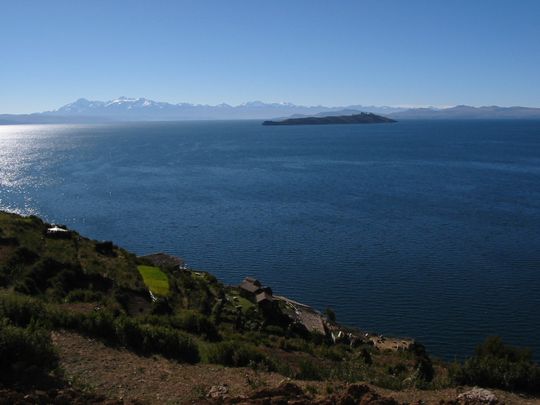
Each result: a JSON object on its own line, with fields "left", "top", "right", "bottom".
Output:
{"left": 262, "top": 112, "right": 396, "bottom": 126}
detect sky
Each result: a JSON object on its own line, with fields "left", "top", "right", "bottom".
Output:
{"left": 1, "top": 0, "right": 539, "bottom": 113}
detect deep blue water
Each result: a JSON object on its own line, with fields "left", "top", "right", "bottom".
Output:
{"left": 1, "top": 120, "right": 540, "bottom": 360}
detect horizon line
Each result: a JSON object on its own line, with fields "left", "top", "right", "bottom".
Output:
{"left": 4, "top": 97, "right": 540, "bottom": 116}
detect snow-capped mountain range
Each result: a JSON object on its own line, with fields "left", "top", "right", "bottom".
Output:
{"left": 45, "top": 96, "right": 405, "bottom": 120}
{"left": 1, "top": 97, "right": 540, "bottom": 124}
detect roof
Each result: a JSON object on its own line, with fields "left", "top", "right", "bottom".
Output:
{"left": 243, "top": 277, "right": 261, "bottom": 287}
{"left": 139, "top": 252, "right": 185, "bottom": 268}
{"left": 256, "top": 291, "right": 273, "bottom": 304}
{"left": 239, "top": 279, "right": 262, "bottom": 294}
{"left": 47, "top": 226, "right": 68, "bottom": 233}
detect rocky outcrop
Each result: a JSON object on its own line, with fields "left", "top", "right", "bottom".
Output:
{"left": 212, "top": 381, "right": 400, "bottom": 404}
{"left": 456, "top": 387, "right": 499, "bottom": 404}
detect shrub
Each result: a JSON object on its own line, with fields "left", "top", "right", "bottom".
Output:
{"left": 0, "top": 320, "right": 58, "bottom": 385}
{"left": 296, "top": 358, "right": 322, "bottom": 380}
{"left": 141, "top": 311, "right": 220, "bottom": 341}
{"left": 204, "top": 341, "right": 274, "bottom": 370}
{"left": 410, "top": 342, "right": 434, "bottom": 382}
{"left": 316, "top": 344, "right": 345, "bottom": 361}
{"left": 65, "top": 289, "right": 103, "bottom": 303}
{"left": 277, "top": 337, "right": 313, "bottom": 353}
{"left": 324, "top": 307, "right": 336, "bottom": 323}
{"left": 264, "top": 325, "right": 286, "bottom": 336}
{"left": 451, "top": 336, "right": 540, "bottom": 393}
{"left": 171, "top": 311, "right": 219, "bottom": 341}
{"left": 95, "top": 241, "right": 116, "bottom": 256}
{"left": 62, "top": 311, "right": 200, "bottom": 364}
{"left": 117, "top": 319, "right": 199, "bottom": 363}
{"left": 360, "top": 348, "right": 372, "bottom": 365}
{"left": 0, "top": 294, "right": 199, "bottom": 364}
{"left": 0, "top": 294, "right": 49, "bottom": 327}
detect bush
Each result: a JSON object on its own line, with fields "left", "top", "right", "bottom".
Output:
{"left": 65, "top": 289, "right": 103, "bottom": 303}
{"left": 296, "top": 358, "right": 322, "bottom": 380}
{"left": 0, "top": 294, "right": 199, "bottom": 364}
{"left": 264, "top": 325, "right": 286, "bottom": 336}
{"left": 0, "top": 320, "right": 58, "bottom": 385}
{"left": 0, "top": 294, "right": 49, "bottom": 327}
{"left": 451, "top": 336, "right": 540, "bottom": 393}
{"left": 324, "top": 307, "right": 336, "bottom": 323}
{"left": 58, "top": 311, "right": 200, "bottom": 364}
{"left": 410, "top": 342, "right": 434, "bottom": 382}
{"left": 171, "top": 311, "right": 219, "bottom": 341}
{"left": 141, "top": 311, "right": 220, "bottom": 341}
{"left": 204, "top": 341, "right": 275, "bottom": 370}
{"left": 118, "top": 318, "right": 199, "bottom": 363}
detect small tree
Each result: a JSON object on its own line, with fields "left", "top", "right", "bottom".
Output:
{"left": 324, "top": 307, "right": 336, "bottom": 323}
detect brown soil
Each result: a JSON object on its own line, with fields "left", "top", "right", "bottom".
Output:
{"left": 52, "top": 331, "right": 285, "bottom": 403}
{"left": 51, "top": 331, "right": 540, "bottom": 405}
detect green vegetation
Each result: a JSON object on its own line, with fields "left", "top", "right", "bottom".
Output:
{"left": 324, "top": 307, "right": 336, "bottom": 323}
{"left": 137, "top": 265, "right": 170, "bottom": 296}
{"left": 0, "top": 293, "right": 199, "bottom": 364}
{"left": 0, "top": 318, "right": 59, "bottom": 386}
{"left": 201, "top": 340, "right": 275, "bottom": 370}
{"left": 1, "top": 210, "right": 539, "bottom": 399}
{"left": 0, "top": 211, "right": 143, "bottom": 301}
{"left": 451, "top": 336, "right": 540, "bottom": 394}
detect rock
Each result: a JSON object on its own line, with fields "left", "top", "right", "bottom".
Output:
{"left": 457, "top": 387, "right": 498, "bottom": 404}
{"left": 208, "top": 384, "right": 229, "bottom": 399}
{"left": 250, "top": 382, "right": 305, "bottom": 400}
{"left": 335, "top": 384, "right": 399, "bottom": 405}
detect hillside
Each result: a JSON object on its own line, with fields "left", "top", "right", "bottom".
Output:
{"left": 1, "top": 211, "right": 539, "bottom": 404}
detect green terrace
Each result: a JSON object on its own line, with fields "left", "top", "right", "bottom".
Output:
{"left": 137, "top": 265, "right": 170, "bottom": 297}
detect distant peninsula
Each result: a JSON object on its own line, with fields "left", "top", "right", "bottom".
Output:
{"left": 262, "top": 112, "right": 396, "bottom": 126}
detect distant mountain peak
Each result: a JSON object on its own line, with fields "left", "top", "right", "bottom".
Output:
{"left": 2, "top": 99, "right": 539, "bottom": 124}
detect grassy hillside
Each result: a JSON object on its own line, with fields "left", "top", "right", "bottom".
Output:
{"left": 1, "top": 211, "right": 539, "bottom": 403}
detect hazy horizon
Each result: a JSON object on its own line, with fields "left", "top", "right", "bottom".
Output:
{"left": 4, "top": 96, "right": 540, "bottom": 117}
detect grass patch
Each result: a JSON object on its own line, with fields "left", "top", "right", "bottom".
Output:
{"left": 137, "top": 265, "right": 169, "bottom": 296}
{"left": 227, "top": 291, "right": 254, "bottom": 312}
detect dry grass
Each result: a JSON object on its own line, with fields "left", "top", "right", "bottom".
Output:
{"left": 52, "top": 331, "right": 540, "bottom": 404}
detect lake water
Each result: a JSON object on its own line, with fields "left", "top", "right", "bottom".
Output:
{"left": 1, "top": 120, "right": 539, "bottom": 360}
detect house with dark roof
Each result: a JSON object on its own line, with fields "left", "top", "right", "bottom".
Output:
{"left": 255, "top": 290, "right": 274, "bottom": 311}
{"left": 239, "top": 276, "right": 262, "bottom": 297}
{"left": 239, "top": 277, "right": 274, "bottom": 306}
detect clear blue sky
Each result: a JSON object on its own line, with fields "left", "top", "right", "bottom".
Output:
{"left": 1, "top": 0, "right": 539, "bottom": 113}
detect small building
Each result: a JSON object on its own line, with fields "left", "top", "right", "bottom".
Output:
{"left": 255, "top": 290, "right": 273, "bottom": 304}
{"left": 46, "top": 225, "right": 70, "bottom": 238}
{"left": 239, "top": 277, "right": 275, "bottom": 307}
{"left": 239, "top": 277, "right": 262, "bottom": 298}
{"left": 255, "top": 290, "right": 276, "bottom": 312}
